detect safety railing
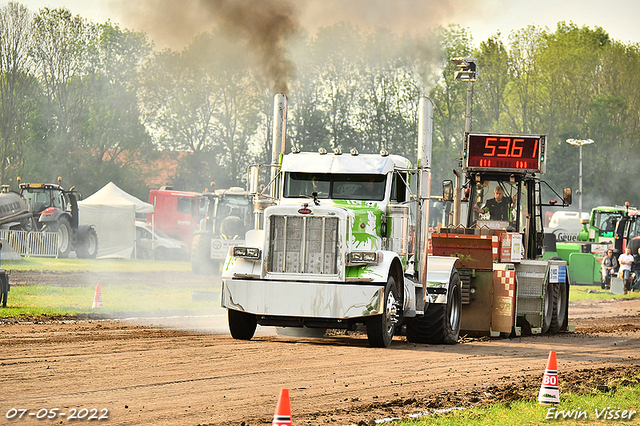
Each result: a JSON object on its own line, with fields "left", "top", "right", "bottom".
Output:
{"left": 0, "top": 230, "right": 59, "bottom": 258}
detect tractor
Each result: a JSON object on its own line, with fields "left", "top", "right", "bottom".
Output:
{"left": 18, "top": 177, "right": 98, "bottom": 258}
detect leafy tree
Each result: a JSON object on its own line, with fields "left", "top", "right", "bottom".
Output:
{"left": 28, "top": 7, "right": 94, "bottom": 185}
{"left": 0, "top": 1, "right": 41, "bottom": 186}
{"left": 474, "top": 34, "right": 509, "bottom": 131}
{"left": 74, "top": 22, "right": 153, "bottom": 197}
{"left": 428, "top": 25, "right": 475, "bottom": 187}
{"left": 140, "top": 31, "right": 263, "bottom": 191}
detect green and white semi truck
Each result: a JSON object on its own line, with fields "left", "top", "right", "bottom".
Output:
{"left": 220, "top": 95, "right": 460, "bottom": 348}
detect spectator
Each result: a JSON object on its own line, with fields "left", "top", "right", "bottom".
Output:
{"left": 474, "top": 186, "right": 512, "bottom": 221}
{"left": 618, "top": 247, "right": 635, "bottom": 294}
{"left": 601, "top": 249, "right": 618, "bottom": 290}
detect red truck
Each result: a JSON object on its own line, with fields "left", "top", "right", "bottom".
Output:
{"left": 147, "top": 187, "right": 205, "bottom": 249}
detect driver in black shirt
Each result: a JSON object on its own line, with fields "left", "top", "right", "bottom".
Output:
{"left": 474, "top": 186, "right": 512, "bottom": 221}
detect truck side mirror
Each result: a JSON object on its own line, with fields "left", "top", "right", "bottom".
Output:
{"left": 563, "top": 187, "right": 572, "bottom": 206}
{"left": 442, "top": 180, "right": 454, "bottom": 202}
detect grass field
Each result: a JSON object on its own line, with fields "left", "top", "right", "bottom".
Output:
{"left": 0, "top": 258, "right": 217, "bottom": 318}
{"left": 0, "top": 257, "right": 191, "bottom": 272}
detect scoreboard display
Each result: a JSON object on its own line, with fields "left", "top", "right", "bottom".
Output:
{"left": 463, "top": 132, "right": 546, "bottom": 173}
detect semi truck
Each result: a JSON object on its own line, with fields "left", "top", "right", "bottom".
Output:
{"left": 220, "top": 94, "right": 572, "bottom": 347}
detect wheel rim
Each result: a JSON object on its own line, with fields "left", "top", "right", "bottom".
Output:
{"left": 448, "top": 284, "right": 461, "bottom": 330}
{"left": 543, "top": 280, "right": 553, "bottom": 328}
{"left": 556, "top": 283, "right": 567, "bottom": 324}
{"left": 385, "top": 290, "right": 398, "bottom": 337}
{"left": 90, "top": 234, "right": 97, "bottom": 254}
{"left": 58, "top": 225, "right": 69, "bottom": 252}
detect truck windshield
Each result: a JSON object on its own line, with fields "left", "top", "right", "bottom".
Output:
{"left": 469, "top": 179, "right": 524, "bottom": 230}
{"left": 592, "top": 211, "right": 623, "bottom": 235}
{"left": 21, "top": 188, "right": 51, "bottom": 213}
{"left": 283, "top": 172, "right": 386, "bottom": 201}
{"left": 627, "top": 216, "right": 640, "bottom": 240}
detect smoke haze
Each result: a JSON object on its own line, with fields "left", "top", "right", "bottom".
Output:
{"left": 109, "top": 0, "right": 489, "bottom": 93}
{"left": 112, "top": 0, "right": 299, "bottom": 93}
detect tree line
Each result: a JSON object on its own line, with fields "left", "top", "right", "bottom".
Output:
{"left": 1, "top": 1, "right": 638, "bottom": 208}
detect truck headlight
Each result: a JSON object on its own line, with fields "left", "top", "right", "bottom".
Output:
{"left": 232, "top": 246, "right": 261, "bottom": 260}
{"left": 347, "top": 251, "right": 381, "bottom": 265}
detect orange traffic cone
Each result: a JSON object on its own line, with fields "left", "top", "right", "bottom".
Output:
{"left": 538, "top": 350, "right": 560, "bottom": 404}
{"left": 92, "top": 283, "right": 102, "bottom": 309}
{"left": 272, "top": 389, "right": 292, "bottom": 426}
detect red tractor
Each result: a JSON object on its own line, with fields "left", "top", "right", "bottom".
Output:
{"left": 18, "top": 177, "right": 98, "bottom": 258}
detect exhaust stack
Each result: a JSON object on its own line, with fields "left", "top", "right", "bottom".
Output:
{"left": 271, "top": 93, "right": 287, "bottom": 198}
{"left": 415, "top": 97, "right": 433, "bottom": 287}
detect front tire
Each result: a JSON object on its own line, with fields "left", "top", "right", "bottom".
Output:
{"left": 407, "top": 271, "right": 461, "bottom": 344}
{"left": 228, "top": 309, "right": 257, "bottom": 340}
{"left": 366, "top": 276, "right": 398, "bottom": 348}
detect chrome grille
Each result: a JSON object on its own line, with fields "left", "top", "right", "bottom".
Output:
{"left": 268, "top": 215, "right": 340, "bottom": 274}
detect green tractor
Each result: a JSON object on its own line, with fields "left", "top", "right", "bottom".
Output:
{"left": 543, "top": 205, "right": 636, "bottom": 285}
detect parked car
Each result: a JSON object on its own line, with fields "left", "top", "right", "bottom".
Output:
{"left": 134, "top": 221, "right": 189, "bottom": 261}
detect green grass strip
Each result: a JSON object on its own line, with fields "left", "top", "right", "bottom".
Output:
{"left": 393, "top": 380, "right": 640, "bottom": 425}
{"left": 0, "top": 284, "right": 220, "bottom": 318}
{"left": 1, "top": 258, "right": 191, "bottom": 273}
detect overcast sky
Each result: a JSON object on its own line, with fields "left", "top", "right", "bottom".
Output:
{"left": 12, "top": 0, "right": 640, "bottom": 47}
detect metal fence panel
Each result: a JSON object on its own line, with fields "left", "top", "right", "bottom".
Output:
{"left": 27, "top": 232, "right": 59, "bottom": 257}
{"left": 0, "top": 230, "right": 59, "bottom": 258}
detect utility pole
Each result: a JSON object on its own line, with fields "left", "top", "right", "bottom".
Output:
{"left": 451, "top": 57, "right": 478, "bottom": 225}
{"left": 451, "top": 57, "right": 478, "bottom": 133}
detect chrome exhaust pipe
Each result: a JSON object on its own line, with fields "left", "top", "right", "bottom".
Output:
{"left": 415, "top": 97, "right": 433, "bottom": 289}
{"left": 271, "top": 93, "right": 287, "bottom": 198}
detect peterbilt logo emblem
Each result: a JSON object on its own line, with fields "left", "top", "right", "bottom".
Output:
{"left": 298, "top": 207, "right": 311, "bottom": 214}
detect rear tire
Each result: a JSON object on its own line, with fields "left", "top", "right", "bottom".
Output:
{"left": 407, "top": 271, "right": 461, "bottom": 344}
{"left": 228, "top": 309, "right": 257, "bottom": 340}
{"left": 76, "top": 228, "right": 98, "bottom": 259}
{"left": 366, "top": 276, "right": 398, "bottom": 348}
{"left": 548, "top": 282, "right": 568, "bottom": 333}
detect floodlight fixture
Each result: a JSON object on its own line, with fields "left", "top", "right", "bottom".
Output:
{"left": 451, "top": 57, "right": 478, "bottom": 82}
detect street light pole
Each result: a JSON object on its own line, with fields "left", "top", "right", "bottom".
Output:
{"left": 451, "top": 57, "right": 478, "bottom": 226}
{"left": 565, "top": 138, "right": 595, "bottom": 217}
{"left": 451, "top": 57, "right": 478, "bottom": 133}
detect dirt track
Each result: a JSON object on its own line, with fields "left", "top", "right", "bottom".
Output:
{"left": 1, "top": 274, "right": 640, "bottom": 425}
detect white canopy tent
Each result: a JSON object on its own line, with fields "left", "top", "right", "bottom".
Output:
{"left": 78, "top": 182, "right": 153, "bottom": 258}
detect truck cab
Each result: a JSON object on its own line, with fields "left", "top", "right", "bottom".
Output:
{"left": 147, "top": 187, "right": 204, "bottom": 249}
